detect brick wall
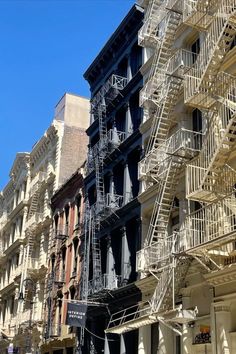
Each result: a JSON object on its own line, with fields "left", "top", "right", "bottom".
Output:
{"left": 59, "top": 126, "right": 88, "bottom": 185}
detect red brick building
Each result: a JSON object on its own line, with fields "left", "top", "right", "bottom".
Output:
{"left": 41, "top": 166, "right": 85, "bottom": 354}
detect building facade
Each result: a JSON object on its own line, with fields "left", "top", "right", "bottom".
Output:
{"left": 0, "top": 93, "right": 89, "bottom": 353}
{"left": 81, "top": 4, "right": 144, "bottom": 354}
{"left": 105, "top": 1, "right": 236, "bottom": 354}
{"left": 40, "top": 167, "right": 85, "bottom": 354}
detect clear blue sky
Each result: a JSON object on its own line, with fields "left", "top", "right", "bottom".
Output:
{"left": 0, "top": 0, "right": 135, "bottom": 190}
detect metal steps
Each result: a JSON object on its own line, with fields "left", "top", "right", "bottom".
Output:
{"left": 185, "top": 1, "right": 236, "bottom": 108}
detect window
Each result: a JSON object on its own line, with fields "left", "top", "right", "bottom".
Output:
{"left": 191, "top": 37, "right": 200, "bottom": 64}
{"left": 176, "top": 335, "right": 181, "bottom": 354}
{"left": 117, "top": 57, "right": 128, "bottom": 78}
{"left": 10, "top": 295, "right": 14, "bottom": 315}
{"left": 75, "top": 196, "right": 82, "bottom": 227}
{"left": 130, "top": 44, "right": 143, "bottom": 77}
{"left": 192, "top": 108, "right": 203, "bottom": 150}
{"left": 72, "top": 238, "right": 79, "bottom": 277}
{"left": 129, "top": 90, "right": 143, "bottom": 131}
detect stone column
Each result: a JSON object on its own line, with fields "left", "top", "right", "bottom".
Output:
{"left": 120, "top": 334, "right": 126, "bottom": 354}
{"left": 109, "top": 172, "right": 115, "bottom": 195}
{"left": 159, "top": 323, "right": 174, "bottom": 354}
{"left": 22, "top": 206, "right": 28, "bottom": 233}
{"left": 47, "top": 149, "right": 54, "bottom": 177}
{"left": 106, "top": 236, "right": 115, "bottom": 281}
{"left": 138, "top": 326, "right": 151, "bottom": 354}
{"left": 10, "top": 223, "right": 14, "bottom": 244}
{"left": 179, "top": 197, "right": 188, "bottom": 226}
{"left": 121, "top": 226, "right": 131, "bottom": 284}
{"left": 123, "top": 163, "right": 132, "bottom": 204}
{"left": 182, "top": 290, "right": 193, "bottom": 354}
{"left": 127, "top": 56, "right": 132, "bottom": 82}
{"left": 214, "top": 304, "right": 232, "bottom": 354}
{"left": 141, "top": 217, "right": 149, "bottom": 247}
{"left": 40, "top": 232, "right": 47, "bottom": 266}
{"left": 104, "top": 335, "right": 110, "bottom": 354}
{"left": 13, "top": 191, "right": 17, "bottom": 209}
{"left": 125, "top": 104, "right": 133, "bottom": 136}
{"left": 20, "top": 182, "right": 25, "bottom": 201}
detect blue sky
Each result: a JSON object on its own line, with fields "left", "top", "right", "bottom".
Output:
{"left": 0, "top": 0, "right": 135, "bottom": 189}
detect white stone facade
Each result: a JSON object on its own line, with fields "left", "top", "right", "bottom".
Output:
{"left": 0, "top": 93, "right": 89, "bottom": 353}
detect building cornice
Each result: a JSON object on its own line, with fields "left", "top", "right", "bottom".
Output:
{"left": 204, "top": 264, "right": 236, "bottom": 286}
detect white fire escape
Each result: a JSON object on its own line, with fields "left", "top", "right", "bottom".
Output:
{"left": 106, "top": 0, "right": 236, "bottom": 336}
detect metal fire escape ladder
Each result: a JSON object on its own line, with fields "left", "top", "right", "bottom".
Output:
{"left": 91, "top": 212, "right": 102, "bottom": 292}
{"left": 139, "top": 0, "right": 164, "bottom": 47}
{"left": 146, "top": 76, "right": 183, "bottom": 154}
{"left": 19, "top": 177, "right": 41, "bottom": 305}
{"left": 80, "top": 199, "right": 91, "bottom": 301}
{"left": 145, "top": 156, "right": 182, "bottom": 246}
{"left": 141, "top": 9, "right": 182, "bottom": 110}
{"left": 85, "top": 76, "right": 128, "bottom": 302}
{"left": 139, "top": 9, "right": 183, "bottom": 180}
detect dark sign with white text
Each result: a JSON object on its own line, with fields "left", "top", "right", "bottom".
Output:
{"left": 66, "top": 303, "right": 87, "bottom": 328}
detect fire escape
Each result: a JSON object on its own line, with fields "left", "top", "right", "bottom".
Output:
{"left": 81, "top": 74, "right": 128, "bottom": 302}
{"left": 105, "top": 0, "right": 236, "bottom": 335}
{"left": 105, "top": 0, "right": 198, "bottom": 335}
{"left": 182, "top": 0, "right": 236, "bottom": 269}
{"left": 45, "top": 224, "right": 68, "bottom": 339}
{"left": 107, "top": 0, "right": 236, "bottom": 334}
{"left": 19, "top": 172, "right": 47, "bottom": 309}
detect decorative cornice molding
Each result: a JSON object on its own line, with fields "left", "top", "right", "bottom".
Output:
{"left": 204, "top": 265, "right": 236, "bottom": 286}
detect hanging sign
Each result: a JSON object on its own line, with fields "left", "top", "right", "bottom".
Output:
{"left": 66, "top": 302, "right": 87, "bottom": 328}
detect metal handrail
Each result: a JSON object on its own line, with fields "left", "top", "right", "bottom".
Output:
{"left": 88, "top": 274, "right": 121, "bottom": 295}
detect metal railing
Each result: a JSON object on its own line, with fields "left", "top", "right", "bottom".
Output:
{"left": 88, "top": 274, "right": 121, "bottom": 295}
{"left": 87, "top": 129, "right": 129, "bottom": 174}
{"left": 183, "top": 0, "right": 219, "bottom": 29}
{"left": 106, "top": 193, "right": 124, "bottom": 210}
{"left": 48, "top": 323, "right": 61, "bottom": 337}
{"left": 106, "top": 301, "right": 151, "bottom": 334}
{"left": 54, "top": 270, "right": 66, "bottom": 285}
{"left": 136, "top": 234, "right": 178, "bottom": 272}
{"left": 186, "top": 84, "right": 236, "bottom": 199}
{"left": 141, "top": 47, "right": 193, "bottom": 107}
{"left": 139, "top": 128, "right": 203, "bottom": 179}
{"left": 180, "top": 193, "right": 236, "bottom": 251}
{"left": 184, "top": 2, "right": 236, "bottom": 106}
{"left": 107, "top": 129, "right": 128, "bottom": 147}
{"left": 91, "top": 74, "right": 128, "bottom": 115}
{"left": 54, "top": 224, "right": 69, "bottom": 239}
{"left": 166, "top": 49, "right": 198, "bottom": 77}
{"left": 138, "top": 0, "right": 165, "bottom": 47}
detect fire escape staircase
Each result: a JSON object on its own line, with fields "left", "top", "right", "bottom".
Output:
{"left": 184, "top": 1, "right": 236, "bottom": 109}
{"left": 82, "top": 75, "right": 128, "bottom": 303}
{"left": 104, "top": 1, "right": 200, "bottom": 336}
{"left": 138, "top": 0, "right": 164, "bottom": 48}
{"left": 106, "top": 237, "right": 196, "bottom": 335}
{"left": 140, "top": 10, "right": 182, "bottom": 109}
{"left": 183, "top": 0, "right": 222, "bottom": 30}
{"left": 145, "top": 157, "right": 182, "bottom": 246}
{"left": 186, "top": 86, "right": 236, "bottom": 202}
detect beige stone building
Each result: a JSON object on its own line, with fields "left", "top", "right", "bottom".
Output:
{"left": 0, "top": 93, "right": 89, "bottom": 353}
{"left": 105, "top": 1, "right": 236, "bottom": 353}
